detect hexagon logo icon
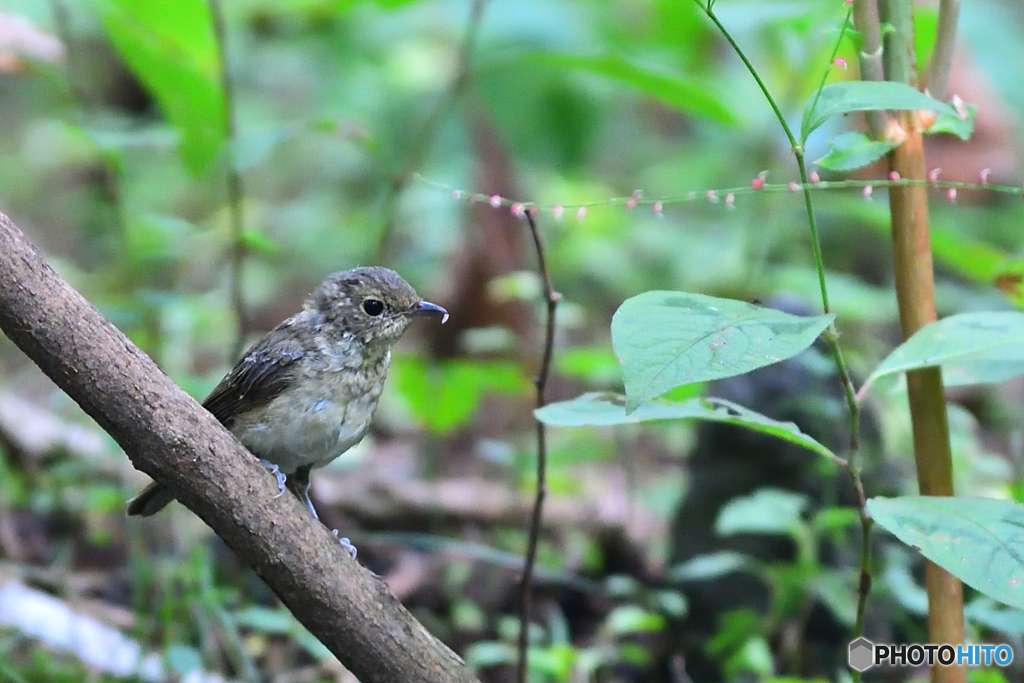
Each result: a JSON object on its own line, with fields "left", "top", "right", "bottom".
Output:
{"left": 849, "top": 637, "right": 875, "bottom": 672}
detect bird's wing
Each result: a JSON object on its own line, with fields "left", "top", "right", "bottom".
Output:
{"left": 202, "top": 324, "right": 307, "bottom": 426}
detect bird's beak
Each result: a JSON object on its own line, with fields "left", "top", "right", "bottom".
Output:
{"left": 410, "top": 300, "right": 449, "bottom": 324}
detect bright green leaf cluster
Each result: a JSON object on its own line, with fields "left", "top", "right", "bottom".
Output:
{"left": 99, "top": 0, "right": 225, "bottom": 175}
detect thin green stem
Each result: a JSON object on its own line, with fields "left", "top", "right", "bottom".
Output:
{"left": 419, "top": 174, "right": 1021, "bottom": 209}
{"left": 699, "top": 6, "right": 798, "bottom": 150}
{"left": 697, "top": 5, "right": 873, "bottom": 675}
{"left": 209, "top": 0, "right": 249, "bottom": 359}
{"left": 805, "top": 5, "right": 856, "bottom": 146}
{"left": 879, "top": 0, "right": 915, "bottom": 85}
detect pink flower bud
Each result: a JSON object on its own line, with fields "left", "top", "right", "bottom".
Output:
{"left": 553, "top": 205, "right": 565, "bottom": 220}
{"left": 653, "top": 201, "right": 663, "bottom": 216}
{"left": 489, "top": 194, "right": 502, "bottom": 208}
{"left": 788, "top": 181, "right": 799, "bottom": 193}
{"left": 862, "top": 185, "right": 873, "bottom": 200}
{"left": 626, "top": 189, "right": 641, "bottom": 211}
{"left": 705, "top": 189, "right": 717, "bottom": 203}
{"left": 928, "top": 168, "right": 941, "bottom": 182}
{"left": 947, "top": 188, "right": 957, "bottom": 202}
{"left": 834, "top": 58, "right": 847, "bottom": 69}
{"left": 888, "top": 171, "right": 900, "bottom": 182}
{"left": 724, "top": 193, "right": 735, "bottom": 208}
{"left": 510, "top": 203, "right": 525, "bottom": 217}
{"left": 809, "top": 171, "right": 821, "bottom": 184}
{"left": 979, "top": 168, "right": 991, "bottom": 186}
{"left": 576, "top": 206, "right": 587, "bottom": 221}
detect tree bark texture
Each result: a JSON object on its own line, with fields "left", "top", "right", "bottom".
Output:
{"left": 0, "top": 211, "right": 478, "bottom": 683}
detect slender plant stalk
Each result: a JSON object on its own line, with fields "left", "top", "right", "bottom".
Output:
{"left": 374, "top": 0, "right": 486, "bottom": 263}
{"left": 881, "top": 0, "right": 965, "bottom": 675}
{"left": 925, "top": 0, "right": 962, "bottom": 99}
{"left": 852, "top": 0, "right": 889, "bottom": 137}
{"left": 516, "top": 209, "right": 559, "bottom": 683}
{"left": 880, "top": 0, "right": 915, "bottom": 85}
{"left": 886, "top": 114, "right": 965, "bottom": 683}
{"left": 209, "top": 0, "right": 249, "bottom": 359}
{"left": 697, "top": 5, "right": 875, "bottom": 679}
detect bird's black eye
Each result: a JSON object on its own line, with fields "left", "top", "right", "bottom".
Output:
{"left": 362, "top": 299, "right": 385, "bottom": 316}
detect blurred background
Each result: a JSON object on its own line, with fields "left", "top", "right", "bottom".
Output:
{"left": 1, "top": 0, "right": 1024, "bottom": 681}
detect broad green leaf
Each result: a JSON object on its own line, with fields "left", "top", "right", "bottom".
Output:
{"left": 611, "top": 292, "right": 834, "bottom": 412}
{"left": 528, "top": 51, "right": 737, "bottom": 125}
{"left": 868, "top": 496, "right": 1024, "bottom": 611}
{"left": 716, "top": 489, "right": 809, "bottom": 536}
{"left": 99, "top": 0, "right": 224, "bottom": 175}
{"left": 801, "top": 81, "right": 954, "bottom": 141}
{"left": 862, "top": 312, "right": 1024, "bottom": 394}
{"left": 535, "top": 393, "right": 837, "bottom": 461}
{"left": 926, "top": 105, "right": 976, "bottom": 141}
{"left": 814, "top": 131, "right": 899, "bottom": 172}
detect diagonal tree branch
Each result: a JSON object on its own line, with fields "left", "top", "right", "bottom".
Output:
{"left": 0, "top": 211, "right": 478, "bottom": 683}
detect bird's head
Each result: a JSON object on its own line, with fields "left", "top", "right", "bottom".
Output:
{"left": 309, "top": 266, "right": 448, "bottom": 346}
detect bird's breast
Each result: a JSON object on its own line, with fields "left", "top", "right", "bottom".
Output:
{"left": 230, "top": 361, "right": 388, "bottom": 473}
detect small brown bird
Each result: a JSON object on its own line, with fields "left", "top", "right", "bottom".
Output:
{"left": 126, "top": 267, "right": 448, "bottom": 557}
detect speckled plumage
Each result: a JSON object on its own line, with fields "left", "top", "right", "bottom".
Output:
{"left": 126, "top": 267, "right": 447, "bottom": 521}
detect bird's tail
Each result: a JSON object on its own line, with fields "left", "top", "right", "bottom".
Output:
{"left": 126, "top": 481, "right": 176, "bottom": 516}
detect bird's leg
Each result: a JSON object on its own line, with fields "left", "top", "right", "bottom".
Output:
{"left": 290, "top": 465, "right": 320, "bottom": 519}
{"left": 260, "top": 459, "right": 287, "bottom": 498}
{"left": 292, "top": 466, "right": 357, "bottom": 559}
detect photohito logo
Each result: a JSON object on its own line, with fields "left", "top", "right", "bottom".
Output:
{"left": 848, "top": 638, "right": 1014, "bottom": 672}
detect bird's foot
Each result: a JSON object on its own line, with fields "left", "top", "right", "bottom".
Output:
{"left": 332, "top": 530, "right": 357, "bottom": 559}
{"left": 260, "top": 459, "right": 287, "bottom": 498}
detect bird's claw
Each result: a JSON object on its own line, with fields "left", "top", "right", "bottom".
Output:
{"left": 260, "top": 459, "right": 287, "bottom": 498}
{"left": 332, "top": 530, "right": 357, "bottom": 559}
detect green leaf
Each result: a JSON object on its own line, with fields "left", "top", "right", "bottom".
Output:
{"left": 801, "top": 81, "right": 954, "bottom": 141}
{"left": 465, "top": 641, "right": 517, "bottom": 669}
{"left": 670, "top": 551, "right": 753, "bottom": 582}
{"left": 232, "top": 606, "right": 294, "bottom": 633}
{"left": 868, "top": 496, "right": 1024, "bottom": 611}
{"left": 716, "top": 489, "right": 809, "bottom": 536}
{"left": 814, "top": 131, "right": 899, "bottom": 172}
{"left": 926, "top": 104, "right": 977, "bottom": 141}
{"left": 527, "top": 51, "right": 737, "bottom": 125}
{"left": 611, "top": 292, "right": 834, "bottom": 412}
{"left": 99, "top": 0, "right": 225, "bottom": 175}
{"left": 535, "top": 393, "right": 837, "bottom": 461}
{"left": 862, "top": 312, "right": 1024, "bottom": 394}
{"left": 240, "top": 229, "right": 279, "bottom": 256}
{"left": 605, "top": 605, "right": 667, "bottom": 635}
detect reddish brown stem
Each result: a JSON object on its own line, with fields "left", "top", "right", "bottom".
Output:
{"left": 516, "top": 209, "right": 559, "bottom": 683}
{"left": 886, "top": 115, "right": 965, "bottom": 683}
